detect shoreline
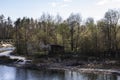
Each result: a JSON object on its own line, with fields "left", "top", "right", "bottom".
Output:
{"left": 3, "top": 61, "right": 120, "bottom": 75}
{"left": 0, "top": 49, "right": 120, "bottom": 75}
{"left": 1, "top": 62, "right": 120, "bottom": 75}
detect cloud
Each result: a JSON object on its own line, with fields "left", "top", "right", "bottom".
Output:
{"left": 96, "top": 0, "right": 120, "bottom": 5}
{"left": 63, "top": 0, "right": 72, "bottom": 2}
{"left": 61, "top": 4, "right": 69, "bottom": 7}
{"left": 50, "top": 1, "right": 70, "bottom": 8}
{"left": 50, "top": 2, "right": 58, "bottom": 7}
{"left": 97, "top": 0, "right": 108, "bottom": 5}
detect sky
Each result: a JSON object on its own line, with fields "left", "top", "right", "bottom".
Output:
{"left": 0, "top": 0, "right": 120, "bottom": 21}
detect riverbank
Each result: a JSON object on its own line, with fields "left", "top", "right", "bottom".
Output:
{"left": 7, "top": 61, "right": 120, "bottom": 76}
{"left": 6, "top": 58, "right": 120, "bottom": 75}
{"left": 0, "top": 49, "right": 120, "bottom": 75}
{"left": 1, "top": 58, "right": 120, "bottom": 75}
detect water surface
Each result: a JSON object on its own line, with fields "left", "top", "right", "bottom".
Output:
{"left": 0, "top": 65, "right": 119, "bottom": 80}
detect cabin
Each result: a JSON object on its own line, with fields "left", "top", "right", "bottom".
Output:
{"left": 48, "top": 44, "right": 64, "bottom": 55}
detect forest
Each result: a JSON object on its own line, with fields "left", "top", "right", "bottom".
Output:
{"left": 0, "top": 9, "right": 120, "bottom": 60}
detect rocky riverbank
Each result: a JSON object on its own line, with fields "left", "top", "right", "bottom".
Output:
{"left": 4, "top": 57, "right": 120, "bottom": 75}
{"left": 0, "top": 48, "right": 120, "bottom": 75}
{"left": 12, "top": 62, "right": 120, "bottom": 75}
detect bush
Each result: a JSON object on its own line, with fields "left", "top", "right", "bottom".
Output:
{"left": 0, "top": 56, "right": 17, "bottom": 64}
{"left": 32, "top": 52, "right": 48, "bottom": 58}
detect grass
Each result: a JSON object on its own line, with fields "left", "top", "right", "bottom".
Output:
{"left": 32, "top": 51, "right": 48, "bottom": 58}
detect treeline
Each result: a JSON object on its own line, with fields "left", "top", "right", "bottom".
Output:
{"left": 0, "top": 15, "right": 14, "bottom": 39}
{"left": 0, "top": 9, "right": 120, "bottom": 58}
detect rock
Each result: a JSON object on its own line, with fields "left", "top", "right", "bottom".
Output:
{"left": 0, "top": 56, "right": 18, "bottom": 64}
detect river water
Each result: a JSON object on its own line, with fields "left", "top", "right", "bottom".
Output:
{"left": 0, "top": 65, "right": 120, "bottom": 80}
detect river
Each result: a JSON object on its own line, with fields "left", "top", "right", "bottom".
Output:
{"left": 0, "top": 47, "right": 120, "bottom": 80}
{"left": 0, "top": 65, "right": 120, "bottom": 80}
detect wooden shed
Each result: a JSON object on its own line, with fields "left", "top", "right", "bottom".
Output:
{"left": 48, "top": 44, "right": 64, "bottom": 55}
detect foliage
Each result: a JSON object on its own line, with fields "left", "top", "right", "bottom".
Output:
{"left": 0, "top": 9, "right": 120, "bottom": 59}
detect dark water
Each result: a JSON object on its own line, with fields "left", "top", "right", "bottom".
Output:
{"left": 0, "top": 65, "right": 120, "bottom": 80}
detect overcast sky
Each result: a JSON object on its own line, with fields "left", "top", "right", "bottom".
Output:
{"left": 0, "top": 0, "right": 120, "bottom": 21}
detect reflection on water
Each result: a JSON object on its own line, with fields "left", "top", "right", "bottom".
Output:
{"left": 0, "top": 65, "right": 119, "bottom": 80}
